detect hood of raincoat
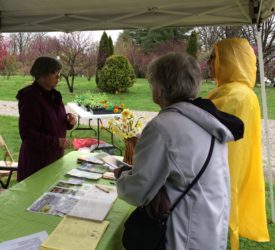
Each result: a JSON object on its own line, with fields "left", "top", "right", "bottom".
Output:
{"left": 214, "top": 38, "right": 256, "bottom": 88}
{"left": 163, "top": 98, "right": 244, "bottom": 143}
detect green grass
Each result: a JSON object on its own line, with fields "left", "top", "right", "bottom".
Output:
{"left": 0, "top": 114, "right": 275, "bottom": 249}
{"left": 0, "top": 75, "right": 160, "bottom": 112}
{"left": 0, "top": 75, "right": 275, "bottom": 118}
{"left": 1, "top": 75, "right": 275, "bottom": 248}
{"left": 228, "top": 183, "right": 275, "bottom": 249}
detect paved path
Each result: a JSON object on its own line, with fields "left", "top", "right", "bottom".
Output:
{"left": 0, "top": 100, "right": 274, "bottom": 178}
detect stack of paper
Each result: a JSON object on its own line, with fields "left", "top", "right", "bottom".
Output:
{"left": 41, "top": 216, "right": 109, "bottom": 250}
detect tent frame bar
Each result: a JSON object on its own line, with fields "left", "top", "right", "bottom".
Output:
{"left": 256, "top": 26, "right": 275, "bottom": 223}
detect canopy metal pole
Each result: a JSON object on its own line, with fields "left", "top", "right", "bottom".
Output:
{"left": 256, "top": 28, "right": 275, "bottom": 223}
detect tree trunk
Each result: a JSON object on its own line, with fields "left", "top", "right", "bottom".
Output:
{"left": 63, "top": 74, "right": 74, "bottom": 93}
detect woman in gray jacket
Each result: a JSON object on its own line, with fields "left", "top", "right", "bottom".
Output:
{"left": 116, "top": 52, "right": 244, "bottom": 250}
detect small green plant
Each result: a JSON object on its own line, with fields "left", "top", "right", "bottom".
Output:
{"left": 97, "top": 55, "right": 135, "bottom": 93}
{"left": 74, "top": 92, "right": 124, "bottom": 113}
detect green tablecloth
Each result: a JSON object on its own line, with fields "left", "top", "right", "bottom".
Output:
{"left": 0, "top": 151, "right": 133, "bottom": 250}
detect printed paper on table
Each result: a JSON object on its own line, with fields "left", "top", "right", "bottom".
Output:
{"left": 40, "top": 216, "right": 109, "bottom": 250}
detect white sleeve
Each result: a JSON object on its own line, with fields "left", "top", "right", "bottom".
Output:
{"left": 116, "top": 120, "right": 171, "bottom": 206}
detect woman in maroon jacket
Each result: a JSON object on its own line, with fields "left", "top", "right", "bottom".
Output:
{"left": 16, "top": 57, "right": 76, "bottom": 181}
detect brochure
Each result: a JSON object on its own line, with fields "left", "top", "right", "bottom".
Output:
{"left": 77, "top": 155, "right": 104, "bottom": 165}
{"left": 102, "top": 171, "right": 116, "bottom": 180}
{"left": 49, "top": 186, "right": 86, "bottom": 196}
{"left": 28, "top": 184, "right": 117, "bottom": 221}
{"left": 101, "top": 155, "right": 131, "bottom": 169}
{"left": 28, "top": 193, "right": 79, "bottom": 216}
{"left": 54, "top": 179, "right": 85, "bottom": 187}
{"left": 0, "top": 231, "right": 48, "bottom": 250}
{"left": 66, "top": 169, "right": 102, "bottom": 180}
{"left": 77, "top": 162, "right": 108, "bottom": 174}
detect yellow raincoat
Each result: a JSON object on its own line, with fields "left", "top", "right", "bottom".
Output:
{"left": 207, "top": 38, "right": 269, "bottom": 249}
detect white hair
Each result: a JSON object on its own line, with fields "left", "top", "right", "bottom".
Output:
{"left": 148, "top": 52, "right": 201, "bottom": 103}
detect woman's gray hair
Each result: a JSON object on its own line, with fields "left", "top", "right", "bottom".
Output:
{"left": 147, "top": 52, "right": 201, "bottom": 103}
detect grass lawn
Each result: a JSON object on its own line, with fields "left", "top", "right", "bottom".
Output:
{"left": 0, "top": 75, "right": 275, "bottom": 118}
{"left": 0, "top": 75, "right": 275, "bottom": 248}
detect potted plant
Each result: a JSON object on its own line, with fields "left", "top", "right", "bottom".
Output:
{"left": 74, "top": 92, "right": 124, "bottom": 114}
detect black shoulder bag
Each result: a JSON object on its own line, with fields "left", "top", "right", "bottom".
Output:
{"left": 122, "top": 135, "right": 215, "bottom": 250}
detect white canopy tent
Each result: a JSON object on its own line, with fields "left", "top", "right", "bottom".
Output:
{"left": 0, "top": 0, "right": 274, "bottom": 32}
{"left": 0, "top": 0, "right": 274, "bottom": 222}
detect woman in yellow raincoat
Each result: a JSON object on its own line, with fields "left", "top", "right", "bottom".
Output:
{"left": 207, "top": 38, "right": 269, "bottom": 249}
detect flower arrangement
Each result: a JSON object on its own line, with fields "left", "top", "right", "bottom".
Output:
{"left": 108, "top": 109, "right": 144, "bottom": 139}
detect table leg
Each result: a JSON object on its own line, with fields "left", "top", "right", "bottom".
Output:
{"left": 90, "top": 118, "right": 122, "bottom": 155}
{"left": 70, "top": 116, "right": 97, "bottom": 137}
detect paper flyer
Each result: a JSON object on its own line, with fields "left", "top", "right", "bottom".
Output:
{"left": 41, "top": 216, "right": 109, "bottom": 250}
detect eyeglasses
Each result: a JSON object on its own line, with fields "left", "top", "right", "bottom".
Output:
{"left": 51, "top": 71, "right": 61, "bottom": 79}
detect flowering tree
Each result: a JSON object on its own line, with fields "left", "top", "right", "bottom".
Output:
{"left": 2, "top": 54, "right": 18, "bottom": 79}
{"left": 0, "top": 37, "right": 18, "bottom": 79}
{"left": 0, "top": 37, "right": 9, "bottom": 70}
{"left": 116, "top": 33, "right": 186, "bottom": 77}
{"left": 28, "top": 34, "right": 61, "bottom": 60}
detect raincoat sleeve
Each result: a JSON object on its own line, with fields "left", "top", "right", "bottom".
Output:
{"left": 116, "top": 120, "right": 171, "bottom": 206}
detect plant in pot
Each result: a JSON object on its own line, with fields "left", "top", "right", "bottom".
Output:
{"left": 74, "top": 92, "right": 124, "bottom": 114}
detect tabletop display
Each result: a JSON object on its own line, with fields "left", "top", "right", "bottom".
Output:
{"left": 0, "top": 151, "right": 133, "bottom": 250}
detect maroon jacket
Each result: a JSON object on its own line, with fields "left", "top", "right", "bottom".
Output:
{"left": 16, "top": 82, "right": 72, "bottom": 181}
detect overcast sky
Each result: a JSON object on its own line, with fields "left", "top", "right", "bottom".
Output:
{"left": 47, "top": 30, "right": 122, "bottom": 43}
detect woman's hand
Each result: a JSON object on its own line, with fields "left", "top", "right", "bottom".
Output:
{"left": 114, "top": 167, "right": 123, "bottom": 179}
{"left": 66, "top": 113, "right": 77, "bottom": 126}
{"left": 114, "top": 165, "right": 132, "bottom": 179}
{"left": 58, "top": 138, "right": 71, "bottom": 149}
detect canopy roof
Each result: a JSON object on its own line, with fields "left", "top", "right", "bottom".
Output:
{"left": 0, "top": 0, "right": 274, "bottom": 32}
